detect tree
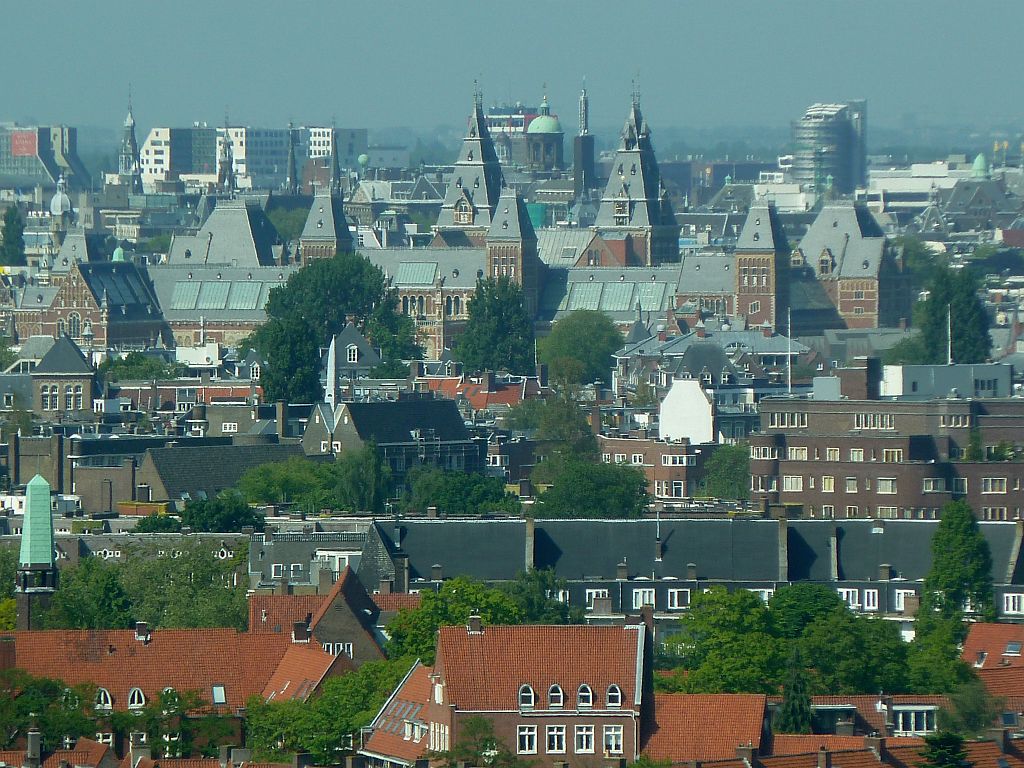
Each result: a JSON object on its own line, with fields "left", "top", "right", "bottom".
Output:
{"left": 535, "top": 459, "right": 648, "bottom": 519}
{"left": 331, "top": 443, "right": 393, "bottom": 513}
{"left": 539, "top": 310, "right": 623, "bottom": 386}
{"left": 534, "top": 392, "right": 599, "bottom": 464}
{"left": 133, "top": 514, "right": 182, "bottom": 533}
{"left": 98, "top": 352, "right": 185, "bottom": 382}
{"left": 503, "top": 569, "right": 584, "bottom": 624}
{"left": 907, "top": 617, "right": 974, "bottom": 693}
{"left": 898, "top": 236, "right": 946, "bottom": 291}
{"left": 921, "top": 731, "right": 970, "bottom": 768}
{"left": 386, "top": 576, "right": 522, "bottom": 664}
{"left": 0, "top": 206, "right": 26, "bottom": 267}
{"left": 0, "top": 670, "right": 98, "bottom": 751}
{"left": 181, "top": 491, "right": 264, "bottom": 533}
{"left": 700, "top": 444, "right": 750, "bottom": 501}
{"left": 920, "top": 500, "right": 994, "bottom": 626}
{"left": 455, "top": 277, "right": 535, "bottom": 374}
{"left": 247, "top": 253, "right": 421, "bottom": 402}
{"left": 917, "top": 268, "right": 991, "bottom": 364}
{"left": 405, "top": 467, "right": 519, "bottom": 515}
{"left": 798, "top": 611, "right": 909, "bottom": 694}
{"left": 775, "top": 648, "right": 812, "bottom": 734}
{"left": 938, "top": 677, "right": 1004, "bottom": 738}
{"left": 769, "top": 583, "right": 846, "bottom": 639}
{"left": 44, "top": 557, "right": 133, "bottom": 630}
{"left": 237, "top": 456, "right": 328, "bottom": 507}
{"left": 433, "top": 715, "right": 530, "bottom": 768}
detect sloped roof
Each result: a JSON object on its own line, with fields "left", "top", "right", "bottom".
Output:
{"left": 32, "top": 335, "right": 92, "bottom": 375}
{"left": 362, "top": 661, "right": 433, "bottom": 765}
{"left": 796, "top": 204, "right": 886, "bottom": 280}
{"left": 372, "top": 592, "right": 422, "bottom": 613}
{"left": 436, "top": 624, "right": 644, "bottom": 711}
{"left": 679, "top": 253, "right": 736, "bottom": 293}
{"left": 146, "top": 264, "right": 296, "bottom": 323}
{"left": 166, "top": 199, "right": 284, "bottom": 267}
{"left": 301, "top": 191, "right": 353, "bottom": 249}
{"left": 962, "top": 622, "right": 1024, "bottom": 669}
{"left": 248, "top": 594, "right": 321, "bottom": 634}
{"left": 261, "top": 643, "right": 347, "bottom": 702}
{"left": 77, "top": 262, "right": 163, "bottom": 322}
{"left": 143, "top": 443, "right": 305, "bottom": 501}
{"left": 487, "top": 190, "right": 536, "bottom": 242}
{"left": 736, "top": 204, "right": 789, "bottom": 253}
{"left": 344, "top": 398, "right": 470, "bottom": 444}
{"left": 375, "top": 519, "right": 529, "bottom": 581}
{"left": 643, "top": 693, "right": 766, "bottom": 761}
{"left": 536, "top": 228, "right": 596, "bottom": 267}
{"left": 2, "top": 629, "right": 294, "bottom": 709}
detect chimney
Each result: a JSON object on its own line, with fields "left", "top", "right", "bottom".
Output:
{"left": 318, "top": 567, "right": 334, "bottom": 594}
{"left": 379, "top": 579, "right": 393, "bottom": 595}
{"left": 393, "top": 553, "right": 410, "bottom": 593}
{"left": 291, "top": 620, "right": 310, "bottom": 643}
{"left": 483, "top": 370, "right": 496, "bottom": 393}
{"left": 431, "top": 563, "right": 444, "bottom": 581}
{"left": 25, "top": 727, "right": 41, "bottom": 768}
{"left": 639, "top": 605, "right": 654, "bottom": 634}
{"left": 761, "top": 323, "right": 773, "bottom": 338}
{"left": 275, "top": 400, "right": 287, "bottom": 438}
{"left": 864, "top": 736, "right": 886, "bottom": 760}
{"left": 879, "top": 563, "right": 891, "bottom": 581}
{"left": 686, "top": 562, "right": 698, "bottom": 580}
{"left": 655, "top": 537, "right": 664, "bottom": 562}
{"left": 525, "top": 516, "right": 535, "bottom": 571}
{"left": 592, "top": 595, "right": 612, "bottom": 615}
{"left": 835, "top": 717, "right": 855, "bottom": 736}
{"left": 735, "top": 744, "right": 758, "bottom": 767}
{"left": 695, "top": 325, "right": 706, "bottom": 339}
{"left": 467, "top": 614, "right": 483, "bottom": 633}
{"left": 426, "top": 506, "right": 438, "bottom": 519}
{"left": 616, "top": 561, "right": 628, "bottom": 580}
{"left": 903, "top": 594, "right": 920, "bottom": 617}
{"left": 134, "top": 621, "right": 151, "bottom": 643}
{"left": 816, "top": 747, "right": 831, "bottom": 768}
{"left": 987, "top": 728, "right": 1011, "bottom": 753}
{"left": 536, "top": 363, "right": 549, "bottom": 388}
{"left": 230, "top": 749, "right": 252, "bottom": 767}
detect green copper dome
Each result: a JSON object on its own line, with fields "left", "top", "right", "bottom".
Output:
{"left": 971, "top": 153, "right": 990, "bottom": 178}
{"left": 112, "top": 246, "right": 125, "bottom": 262}
{"left": 527, "top": 114, "right": 563, "bottom": 134}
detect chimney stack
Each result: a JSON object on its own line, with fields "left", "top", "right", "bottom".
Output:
{"left": 393, "top": 553, "right": 410, "bottom": 593}
{"left": 816, "top": 748, "right": 831, "bottom": 768}
{"left": 25, "top": 727, "right": 41, "bottom": 768}
{"left": 879, "top": 563, "right": 891, "bottom": 581}
{"left": 379, "top": 579, "right": 393, "bottom": 595}
{"left": 687, "top": 562, "right": 698, "bottom": 580}
{"left": 467, "top": 614, "right": 483, "bottom": 634}
{"left": 592, "top": 595, "right": 613, "bottom": 615}
{"left": 616, "top": 561, "right": 628, "bottom": 581}
{"left": 864, "top": 736, "right": 886, "bottom": 760}
{"left": 431, "top": 563, "right": 444, "bottom": 581}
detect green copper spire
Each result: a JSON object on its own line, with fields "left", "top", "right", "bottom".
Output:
{"left": 19, "top": 475, "right": 54, "bottom": 568}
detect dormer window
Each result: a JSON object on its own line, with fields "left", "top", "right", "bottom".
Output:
{"left": 128, "top": 688, "right": 146, "bottom": 710}
{"left": 95, "top": 688, "right": 113, "bottom": 711}
{"left": 548, "top": 684, "right": 564, "bottom": 708}
{"left": 518, "top": 684, "right": 535, "bottom": 708}
{"left": 577, "top": 684, "right": 593, "bottom": 707}
{"left": 347, "top": 345, "right": 359, "bottom": 364}
{"left": 607, "top": 684, "right": 622, "bottom": 708}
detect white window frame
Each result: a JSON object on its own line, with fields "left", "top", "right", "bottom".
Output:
{"left": 787, "top": 447, "right": 808, "bottom": 461}
{"left": 585, "top": 589, "right": 608, "bottom": 609}
{"left": 877, "top": 478, "right": 897, "bottom": 495}
{"left": 822, "top": 476, "right": 835, "bottom": 493}
{"left": 631, "top": 453, "right": 644, "bottom": 465}
{"left": 95, "top": 688, "right": 113, "bottom": 711}
{"left": 607, "top": 684, "right": 622, "bottom": 708}
{"left": 1003, "top": 593, "right": 1024, "bottom": 616}
{"left": 603, "top": 725, "right": 624, "bottom": 756}
{"left": 782, "top": 475, "right": 803, "bottom": 492}
{"left": 667, "top": 588, "right": 690, "bottom": 610}
{"left": 575, "top": 725, "right": 595, "bottom": 754}
{"left": 632, "top": 588, "right": 655, "bottom": 609}
{"left": 546, "top": 725, "right": 566, "bottom": 754}
{"left": 548, "top": 684, "right": 564, "bottom": 708}
{"left": 863, "top": 589, "right": 879, "bottom": 612}
{"left": 837, "top": 588, "right": 860, "bottom": 609}
{"left": 518, "top": 684, "right": 535, "bottom": 709}
{"left": 894, "top": 589, "right": 916, "bottom": 612}
{"left": 578, "top": 684, "right": 593, "bottom": 708}
{"left": 128, "top": 687, "right": 146, "bottom": 710}
{"left": 983, "top": 477, "right": 1008, "bottom": 494}
{"left": 517, "top": 725, "right": 537, "bottom": 755}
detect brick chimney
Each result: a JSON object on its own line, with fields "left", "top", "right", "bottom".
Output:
{"left": 879, "top": 564, "right": 891, "bottom": 581}
{"left": 483, "top": 371, "right": 496, "bottom": 393}
{"left": 616, "top": 561, "right": 628, "bottom": 580}
{"left": 467, "top": 614, "right": 483, "bottom": 634}
{"left": 379, "top": 579, "right": 393, "bottom": 595}
{"left": 687, "top": 562, "right": 698, "bottom": 580}
{"left": 864, "top": 736, "right": 886, "bottom": 760}
{"left": 817, "top": 747, "right": 831, "bottom": 768}
{"left": 431, "top": 564, "right": 444, "bottom": 581}
{"left": 735, "top": 744, "right": 758, "bottom": 767}
{"left": 592, "top": 596, "right": 613, "bottom": 614}
{"left": 761, "top": 322, "right": 773, "bottom": 338}
{"left": 275, "top": 400, "right": 287, "bottom": 438}
{"left": 25, "top": 726, "right": 41, "bottom": 768}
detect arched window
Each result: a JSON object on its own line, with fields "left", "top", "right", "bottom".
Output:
{"left": 128, "top": 688, "right": 146, "bottom": 709}
{"left": 548, "top": 684, "right": 563, "bottom": 708}
{"left": 607, "top": 684, "right": 622, "bottom": 708}
{"left": 83, "top": 319, "right": 92, "bottom": 338}
{"left": 453, "top": 296, "right": 461, "bottom": 315}
{"left": 445, "top": 296, "right": 453, "bottom": 317}
{"left": 67, "top": 312, "right": 81, "bottom": 339}
{"left": 577, "top": 684, "right": 593, "bottom": 707}
{"left": 40, "top": 385, "right": 50, "bottom": 411}
{"left": 417, "top": 296, "right": 425, "bottom": 316}
{"left": 95, "top": 688, "right": 113, "bottom": 710}
{"left": 402, "top": 296, "right": 410, "bottom": 314}
{"left": 518, "top": 684, "right": 535, "bottom": 708}
{"left": 57, "top": 319, "right": 66, "bottom": 336}
{"left": 64, "top": 385, "right": 73, "bottom": 411}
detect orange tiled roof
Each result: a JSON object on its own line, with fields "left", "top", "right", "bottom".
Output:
{"left": 643, "top": 693, "right": 766, "bottom": 761}
{"left": 963, "top": 623, "right": 1024, "bottom": 669}
{"left": 887, "top": 740, "right": 1024, "bottom": 768}
{"left": 3, "top": 629, "right": 295, "bottom": 710}
{"left": 978, "top": 666, "right": 1024, "bottom": 698}
{"left": 436, "top": 624, "right": 644, "bottom": 712}
{"left": 262, "top": 644, "right": 349, "bottom": 702}
{"left": 373, "top": 593, "right": 423, "bottom": 613}
{"left": 423, "top": 377, "right": 532, "bottom": 411}
{"left": 362, "top": 661, "right": 433, "bottom": 765}
{"left": 769, "top": 736, "right": 923, "bottom": 756}
{"left": 248, "top": 594, "right": 323, "bottom": 634}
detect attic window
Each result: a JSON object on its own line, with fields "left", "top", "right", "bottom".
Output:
{"left": 518, "top": 684, "right": 535, "bottom": 709}
{"left": 502, "top": 221, "right": 508, "bottom": 229}
{"left": 347, "top": 345, "right": 359, "bottom": 364}
{"left": 211, "top": 685, "right": 227, "bottom": 705}
{"left": 755, "top": 218, "right": 761, "bottom": 225}
{"left": 577, "top": 684, "right": 593, "bottom": 707}
{"left": 128, "top": 688, "right": 146, "bottom": 709}
{"left": 317, "top": 220, "right": 324, "bottom": 228}
{"left": 753, "top": 232, "right": 760, "bottom": 241}
{"left": 1005, "top": 642, "right": 1022, "bottom": 656}
{"left": 548, "top": 684, "right": 563, "bottom": 708}
{"left": 95, "top": 688, "right": 113, "bottom": 711}
{"left": 607, "top": 684, "right": 622, "bottom": 707}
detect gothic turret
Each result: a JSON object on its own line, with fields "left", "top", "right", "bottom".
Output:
{"left": 217, "top": 117, "right": 236, "bottom": 196}
{"left": 119, "top": 91, "right": 143, "bottom": 194}
{"left": 299, "top": 182, "right": 354, "bottom": 261}
{"left": 434, "top": 84, "right": 505, "bottom": 242}
{"left": 486, "top": 187, "right": 542, "bottom": 316}
{"left": 15, "top": 475, "right": 57, "bottom": 630}
{"left": 285, "top": 122, "right": 299, "bottom": 196}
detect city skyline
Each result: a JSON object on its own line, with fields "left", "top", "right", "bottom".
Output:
{"left": 6, "top": 0, "right": 1024, "bottom": 136}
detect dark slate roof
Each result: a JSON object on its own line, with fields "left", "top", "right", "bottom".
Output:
{"left": 0, "top": 373, "right": 32, "bottom": 407}
{"left": 736, "top": 204, "right": 789, "bottom": 253}
{"left": 32, "top": 336, "right": 92, "bottom": 375}
{"left": 344, "top": 398, "right": 470, "bottom": 444}
{"left": 78, "top": 262, "right": 163, "bottom": 322}
{"left": 301, "top": 190, "right": 354, "bottom": 249}
{"left": 534, "top": 519, "right": 783, "bottom": 581}
{"left": 487, "top": 190, "right": 536, "bottom": 242}
{"left": 145, "top": 442, "right": 304, "bottom": 500}
{"left": 166, "top": 198, "right": 284, "bottom": 266}
{"left": 376, "top": 519, "right": 529, "bottom": 581}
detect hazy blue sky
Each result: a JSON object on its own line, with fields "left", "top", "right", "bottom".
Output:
{"left": 5, "top": 1, "right": 1022, "bottom": 135}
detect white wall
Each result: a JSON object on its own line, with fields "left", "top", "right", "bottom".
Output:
{"left": 659, "top": 379, "right": 716, "bottom": 443}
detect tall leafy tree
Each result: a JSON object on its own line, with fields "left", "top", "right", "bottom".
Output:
{"left": 405, "top": 466, "right": 519, "bottom": 515}
{"left": 502, "top": 569, "right": 584, "bottom": 624}
{"left": 43, "top": 557, "right": 133, "bottom": 630}
{"left": 775, "top": 648, "right": 812, "bottom": 734}
{"left": 921, "top": 500, "right": 994, "bottom": 626}
{"left": 331, "top": 443, "right": 393, "bottom": 513}
{"left": 907, "top": 617, "right": 974, "bottom": 693}
{"left": 181, "top": 491, "right": 264, "bottom": 532}
{"left": 769, "top": 583, "right": 846, "bottom": 639}
{"left": 700, "top": 443, "right": 751, "bottom": 501}
{"left": 918, "top": 268, "right": 991, "bottom": 364}
{"left": 0, "top": 206, "right": 26, "bottom": 267}
{"left": 799, "top": 611, "right": 909, "bottom": 694}
{"left": 539, "top": 310, "right": 623, "bottom": 385}
{"left": 455, "top": 277, "right": 535, "bottom": 374}
{"left": 536, "top": 460, "right": 648, "bottom": 519}
{"left": 921, "top": 731, "right": 969, "bottom": 768}
{"left": 938, "top": 677, "right": 1004, "bottom": 738}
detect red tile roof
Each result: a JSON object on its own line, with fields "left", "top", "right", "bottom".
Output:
{"left": 978, "top": 666, "right": 1024, "bottom": 700}
{"left": 435, "top": 624, "right": 644, "bottom": 712}
{"left": 963, "top": 623, "right": 1024, "bottom": 669}
{"left": 643, "top": 693, "right": 766, "bottom": 761}
{"left": 423, "top": 376, "right": 542, "bottom": 412}
{"left": 362, "top": 661, "right": 433, "bottom": 765}
{"left": 372, "top": 593, "right": 422, "bottom": 613}
{"left": 2, "top": 629, "right": 295, "bottom": 710}
{"left": 248, "top": 594, "right": 322, "bottom": 634}
{"left": 769, "top": 736, "right": 923, "bottom": 756}
{"left": 262, "top": 644, "right": 350, "bottom": 702}
{"left": 887, "top": 740, "right": 1024, "bottom": 768}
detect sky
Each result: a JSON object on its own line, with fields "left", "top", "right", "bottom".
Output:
{"left": 5, "top": 0, "right": 1023, "bottom": 138}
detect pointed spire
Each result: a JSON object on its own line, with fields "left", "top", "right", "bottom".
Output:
{"left": 218, "top": 112, "right": 236, "bottom": 196}
{"left": 19, "top": 475, "right": 54, "bottom": 569}
{"left": 285, "top": 121, "right": 298, "bottom": 196}
{"left": 324, "top": 335, "right": 338, "bottom": 406}
{"left": 579, "top": 82, "right": 589, "bottom": 137}
{"left": 330, "top": 125, "right": 341, "bottom": 195}
{"left": 119, "top": 86, "right": 142, "bottom": 193}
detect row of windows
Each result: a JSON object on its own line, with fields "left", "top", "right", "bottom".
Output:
{"left": 767, "top": 412, "right": 807, "bottom": 429}
{"left": 780, "top": 446, "right": 905, "bottom": 463}
{"left": 854, "top": 413, "right": 895, "bottom": 430}
{"left": 519, "top": 683, "right": 622, "bottom": 709}
{"left": 517, "top": 724, "right": 622, "bottom": 756}
{"left": 40, "top": 384, "right": 83, "bottom": 411}
{"left": 601, "top": 453, "right": 695, "bottom": 467}
{"left": 585, "top": 587, "right": 691, "bottom": 611}
{"left": 775, "top": 475, "right": 1013, "bottom": 495}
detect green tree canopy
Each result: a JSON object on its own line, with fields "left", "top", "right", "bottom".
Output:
{"left": 769, "top": 583, "right": 847, "bottom": 639}
{"left": 386, "top": 576, "right": 522, "bottom": 664}
{"left": 502, "top": 568, "right": 584, "bottom": 624}
{"left": 433, "top": 715, "right": 531, "bottom": 768}
{"left": 798, "top": 610, "right": 909, "bottom": 694}
{"left": 181, "top": 491, "right": 264, "bottom": 533}
{"left": 775, "top": 647, "right": 812, "bottom": 734}
{"left": 539, "top": 310, "right": 622, "bottom": 386}
{"left": 98, "top": 352, "right": 185, "bottom": 382}
{"left": 938, "top": 677, "right": 1004, "bottom": 739}
{"left": 43, "top": 556, "right": 133, "bottom": 630}
{"left": 133, "top": 513, "right": 183, "bottom": 533}
{"left": 455, "top": 277, "right": 535, "bottom": 374}
{"left": 0, "top": 206, "right": 26, "bottom": 267}
{"left": 921, "top": 500, "right": 994, "bottom": 626}
{"left": 405, "top": 467, "right": 519, "bottom": 515}
{"left": 700, "top": 444, "right": 751, "bottom": 500}
{"left": 921, "top": 731, "right": 969, "bottom": 768}
{"left": 918, "top": 268, "right": 991, "bottom": 364}
{"left": 247, "top": 252, "right": 422, "bottom": 402}
{"left": 535, "top": 459, "right": 648, "bottom": 519}
{"left": 0, "top": 670, "right": 98, "bottom": 750}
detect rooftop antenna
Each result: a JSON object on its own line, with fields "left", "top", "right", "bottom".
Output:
{"left": 947, "top": 304, "right": 953, "bottom": 365}
{"left": 579, "top": 78, "right": 590, "bottom": 136}
{"left": 631, "top": 74, "right": 641, "bottom": 108}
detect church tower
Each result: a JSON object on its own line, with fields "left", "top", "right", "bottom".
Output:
{"left": 15, "top": 474, "right": 57, "bottom": 630}
{"left": 486, "top": 188, "right": 542, "bottom": 316}
{"left": 284, "top": 121, "right": 299, "bottom": 196}
{"left": 434, "top": 84, "right": 505, "bottom": 245}
{"left": 593, "top": 92, "right": 679, "bottom": 265}
{"left": 734, "top": 203, "right": 789, "bottom": 330}
{"left": 573, "top": 85, "right": 596, "bottom": 198}
{"left": 119, "top": 91, "right": 143, "bottom": 194}
{"left": 299, "top": 132, "right": 354, "bottom": 261}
